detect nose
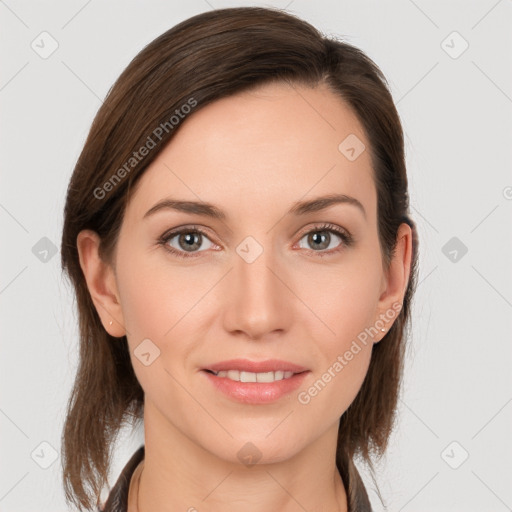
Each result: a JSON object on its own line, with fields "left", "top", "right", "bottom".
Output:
{"left": 222, "top": 237, "right": 292, "bottom": 341}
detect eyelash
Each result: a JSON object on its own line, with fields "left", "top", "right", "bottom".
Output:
{"left": 157, "top": 223, "right": 353, "bottom": 259}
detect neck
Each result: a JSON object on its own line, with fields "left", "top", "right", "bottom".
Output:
{"left": 136, "top": 400, "right": 348, "bottom": 512}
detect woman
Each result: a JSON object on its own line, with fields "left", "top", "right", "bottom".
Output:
{"left": 60, "top": 7, "right": 418, "bottom": 512}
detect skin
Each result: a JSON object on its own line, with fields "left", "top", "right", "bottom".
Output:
{"left": 77, "top": 81, "right": 412, "bottom": 512}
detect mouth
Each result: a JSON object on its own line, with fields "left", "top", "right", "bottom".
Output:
{"left": 203, "top": 358, "right": 308, "bottom": 374}
{"left": 203, "top": 369, "right": 302, "bottom": 383}
{"left": 201, "top": 359, "right": 310, "bottom": 404}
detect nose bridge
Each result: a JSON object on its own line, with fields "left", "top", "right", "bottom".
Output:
{"left": 224, "top": 233, "right": 289, "bottom": 338}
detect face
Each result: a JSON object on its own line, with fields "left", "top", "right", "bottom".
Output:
{"left": 97, "top": 81, "right": 403, "bottom": 464}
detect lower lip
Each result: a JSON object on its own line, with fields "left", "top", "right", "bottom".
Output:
{"left": 202, "top": 370, "right": 309, "bottom": 404}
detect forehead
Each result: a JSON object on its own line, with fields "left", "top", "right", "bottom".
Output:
{"left": 126, "top": 81, "right": 376, "bottom": 226}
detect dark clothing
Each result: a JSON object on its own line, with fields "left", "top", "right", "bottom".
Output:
{"left": 100, "top": 445, "right": 373, "bottom": 511}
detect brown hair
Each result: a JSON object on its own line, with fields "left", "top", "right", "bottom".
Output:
{"left": 60, "top": 6, "right": 419, "bottom": 510}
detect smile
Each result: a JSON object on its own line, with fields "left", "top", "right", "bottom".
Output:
{"left": 202, "top": 369, "right": 309, "bottom": 404}
{"left": 207, "top": 370, "right": 297, "bottom": 382}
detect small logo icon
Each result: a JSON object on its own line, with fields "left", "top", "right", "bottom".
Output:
{"left": 31, "top": 31, "right": 59, "bottom": 59}
{"left": 441, "top": 440, "right": 469, "bottom": 469}
{"left": 237, "top": 441, "right": 262, "bottom": 467}
{"left": 236, "top": 236, "right": 264, "bottom": 264}
{"left": 32, "top": 237, "right": 58, "bottom": 263}
{"left": 338, "top": 134, "right": 366, "bottom": 162}
{"left": 134, "top": 338, "right": 161, "bottom": 366}
{"left": 442, "top": 236, "right": 468, "bottom": 263}
{"left": 441, "top": 31, "right": 469, "bottom": 59}
{"left": 31, "top": 441, "right": 59, "bottom": 469}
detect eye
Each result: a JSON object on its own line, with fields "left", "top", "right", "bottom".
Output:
{"left": 158, "top": 226, "right": 216, "bottom": 259}
{"left": 157, "top": 222, "right": 353, "bottom": 260}
{"left": 296, "top": 223, "right": 353, "bottom": 257}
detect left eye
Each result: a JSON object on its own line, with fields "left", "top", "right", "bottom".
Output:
{"left": 297, "top": 227, "right": 348, "bottom": 254}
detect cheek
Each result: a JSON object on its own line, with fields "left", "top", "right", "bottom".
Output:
{"left": 297, "top": 327, "right": 374, "bottom": 424}
{"left": 115, "top": 248, "right": 216, "bottom": 384}
{"left": 116, "top": 245, "right": 209, "bottom": 339}
{"left": 116, "top": 269, "right": 170, "bottom": 340}
{"left": 297, "top": 252, "right": 382, "bottom": 345}
{"left": 292, "top": 252, "right": 380, "bottom": 413}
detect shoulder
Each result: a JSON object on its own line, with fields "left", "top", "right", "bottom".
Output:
{"left": 98, "top": 445, "right": 145, "bottom": 512}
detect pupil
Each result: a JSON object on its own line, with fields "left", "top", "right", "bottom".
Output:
{"left": 181, "top": 233, "right": 200, "bottom": 251}
{"left": 310, "top": 231, "right": 328, "bottom": 250}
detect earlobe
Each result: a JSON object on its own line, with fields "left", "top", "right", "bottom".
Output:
{"left": 76, "top": 229, "right": 126, "bottom": 337}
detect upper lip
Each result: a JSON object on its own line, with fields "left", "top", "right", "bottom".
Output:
{"left": 203, "top": 359, "right": 309, "bottom": 374}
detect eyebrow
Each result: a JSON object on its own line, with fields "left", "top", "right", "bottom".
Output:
{"left": 143, "top": 193, "right": 366, "bottom": 221}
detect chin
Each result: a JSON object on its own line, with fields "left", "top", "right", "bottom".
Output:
{"left": 224, "top": 434, "right": 307, "bottom": 467}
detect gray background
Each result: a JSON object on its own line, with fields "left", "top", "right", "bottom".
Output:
{"left": 1, "top": 0, "right": 511, "bottom": 510}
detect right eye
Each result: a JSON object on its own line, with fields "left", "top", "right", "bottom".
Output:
{"left": 158, "top": 226, "right": 216, "bottom": 258}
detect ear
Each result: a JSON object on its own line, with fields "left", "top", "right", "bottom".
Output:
{"left": 374, "top": 222, "right": 413, "bottom": 343}
{"left": 76, "top": 229, "right": 126, "bottom": 338}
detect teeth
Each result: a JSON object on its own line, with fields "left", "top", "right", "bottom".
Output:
{"left": 214, "top": 370, "right": 295, "bottom": 382}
